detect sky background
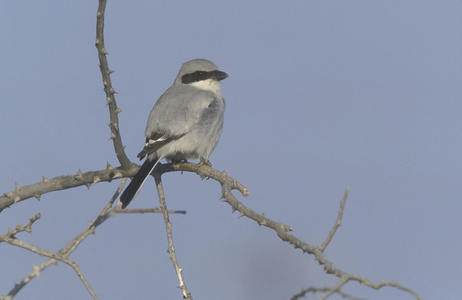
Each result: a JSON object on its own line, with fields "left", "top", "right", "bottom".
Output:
{"left": 1, "top": 1, "right": 461, "bottom": 299}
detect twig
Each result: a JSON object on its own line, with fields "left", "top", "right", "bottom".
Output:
{"left": 290, "top": 286, "right": 365, "bottom": 300}
{"left": 1, "top": 219, "right": 99, "bottom": 299}
{"left": 114, "top": 207, "right": 186, "bottom": 214}
{"left": 1, "top": 259, "right": 58, "bottom": 300}
{"left": 318, "top": 276, "right": 349, "bottom": 300}
{"left": 1, "top": 177, "right": 190, "bottom": 300}
{"left": 1, "top": 180, "right": 127, "bottom": 299}
{"left": 188, "top": 168, "right": 420, "bottom": 300}
{"left": 95, "top": 0, "right": 132, "bottom": 170}
{"left": 154, "top": 174, "right": 192, "bottom": 300}
{"left": 318, "top": 187, "right": 349, "bottom": 252}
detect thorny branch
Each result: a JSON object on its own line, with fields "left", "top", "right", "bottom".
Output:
{"left": 155, "top": 175, "right": 192, "bottom": 300}
{"left": 95, "top": 0, "right": 132, "bottom": 171}
{"left": 0, "top": 0, "right": 423, "bottom": 299}
{"left": 0, "top": 179, "right": 185, "bottom": 300}
{"left": 290, "top": 286, "right": 366, "bottom": 300}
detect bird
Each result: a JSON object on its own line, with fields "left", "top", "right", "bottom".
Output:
{"left": 119, "top": 59, "right": 228, "bottom": 209}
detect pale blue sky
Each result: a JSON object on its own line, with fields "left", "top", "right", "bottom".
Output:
{"left": 1, "top": 1, "right": 461, "bottom": 299}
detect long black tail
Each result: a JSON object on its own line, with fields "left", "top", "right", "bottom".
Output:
{"left": 120, "top": 156, "right": 159, "bottom": 209}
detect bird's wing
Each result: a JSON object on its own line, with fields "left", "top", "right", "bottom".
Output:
{"left": 138, "top": 88, "right": 220, "bottom": 160}
{"left": 136, "top": 131, "right": 186, "bottom": 160}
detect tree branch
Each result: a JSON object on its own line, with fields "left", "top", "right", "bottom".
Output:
{"left": 291, "top": 286, "right": 365, "bottom": 300}
{"left": 154, "top": 174, "right": 192, "bottom": 300}
{"left": 95, "top": 0, "right": 132, "bottom": 170}
{"left": 0, "top": 165, "right": 126, "bottom": 212}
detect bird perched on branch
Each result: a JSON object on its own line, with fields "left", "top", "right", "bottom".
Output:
{"left": 119, "top": 59, "right": 228, "bottom": 208}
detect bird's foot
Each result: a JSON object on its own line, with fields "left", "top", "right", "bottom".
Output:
{"left": 198, "top": 157, "right": 212, "bottom": 180}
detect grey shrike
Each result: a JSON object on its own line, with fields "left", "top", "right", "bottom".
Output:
{"left": 119, "top": 59, "right": 228, "bottom": 208}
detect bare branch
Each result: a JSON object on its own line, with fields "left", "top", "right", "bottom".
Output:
{"left": 318, "top": 187, "right": 349, "bottom": 252}
{"left": 0, "top": 217, "right": 98, "bottom": 299}
{"left": 114, "top": 207, "right": 186, "bottom": 214}
{"left": 154, "top": 174, "right": 193, "bottom": 300}
{"left": 0, "top": 162, "right": 248, "bottom": 213}
{"left": 1, "top": 259, "right": 58, "bottom": 300}
{"left": 317, "top": 276, "right": 349, "bottom": 300}
{"left": 1, "top": 180, "right": 127, "bottom": 299}
{"left": 291, "top": 286, "right": 365, "bottom": 300}
{"left": 95, "top": 0, "right": 132, "bottom": 170}
{"left": 0, "top": 167, "right": 127, "bottom": 212}
{"left": 177, "top": 170, "right": 420, "bottom": 300}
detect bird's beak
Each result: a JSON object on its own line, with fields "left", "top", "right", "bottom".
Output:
{"left": 212, "top": 70, "right": 228, "bottom": 81}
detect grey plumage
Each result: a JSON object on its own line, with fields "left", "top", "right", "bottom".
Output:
{"left": 120, "top": 59, "right": 227, "bottom": 208}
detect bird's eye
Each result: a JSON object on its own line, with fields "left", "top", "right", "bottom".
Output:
{"left": 196, "top": 71, "right": 205, "bottom": 77}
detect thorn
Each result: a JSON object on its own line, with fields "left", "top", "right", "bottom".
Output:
{"left": 222, "top": 170, "right": 228, "bottom": 176}
{"left": 108, "top": 69, "right": 115, "bottom": 74}
{"left": 108, "top": 132, "right": 117, "bottom": 140}
{"left": 112, "top": 171, "right": 123, "bottom": 179}
{"left": 107, "top": 122, "right": 119, "bottom": 131}
{"left": 238, "top": 211, "right": 245, "bottom": 218}
{"left": 14, "top": 196, "right": 21, "bottom": 203}
{"left": 15, "top": 183, "right": 20, "bottom": 190}
{"left": 115, "top": 107, "right": 122, "bottom": 114}
{"left": 106, "top": 97, "right": 113, "bottom": 105}
{"left": 92, "top": 176, "right": 101, "bottom": 184}
{"left": 75, "top": 169, "right": 83, "bottom": 181}
{"left": 34, "top": 194, "right": 41, "bottom": 201}
{"left": 231, "top": 207, "right": 237, "bottom": 214}
{"left": 106, "top": 162, "right": 113, "bottom": 170}
{"left": 85, "top": 182, "right": 92, "bottom": 190}
{"left": 101, "top": 48, "right": 108, "bottom": 55}
{"left": 257, "top": 213, "right": 266, "bottom": 226}
{"left": 42, "top": 176, "right": 49, "bottom": 183}
{"left": 109, "top": 88, "right": 118, "bottom": 94}
{"left": 6, "top": 191, "right": 13, "bottom": 198}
